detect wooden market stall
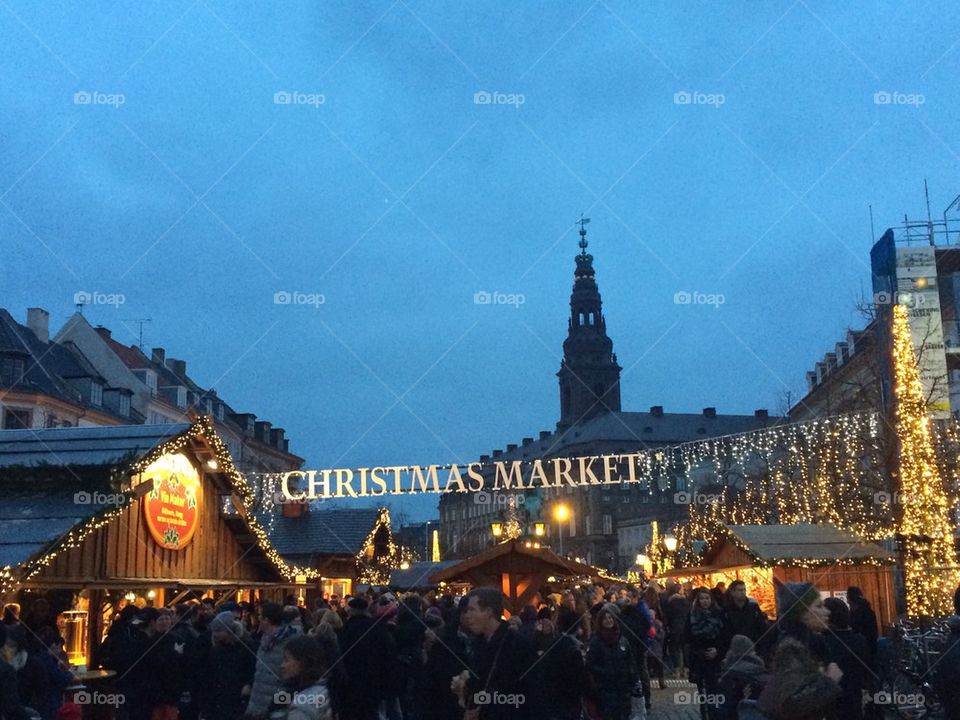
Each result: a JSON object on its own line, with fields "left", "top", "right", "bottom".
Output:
{"left": 430, "top": 539, "right": 603, "bottom": 615}
{"left": 660, "top": 524, "right": 897, "bottom": 626}
{"left": 0, "top": 417, "right": 301, "bottom": 667}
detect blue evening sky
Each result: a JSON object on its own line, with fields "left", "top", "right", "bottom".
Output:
{"left": 3, "top": 1, "right": 959, "bottom": 521}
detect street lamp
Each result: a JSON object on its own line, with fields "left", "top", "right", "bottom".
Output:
{"left": 533, "top": 522, "right": 545, "bottom": 537}
{"left": 491, "top": 522, "right": 503, "bottom": 540}
{"left": 553, "top": 503, "right": 570, "bottom": 557}
{"left": 664, "top": 535, "right": 678, "bottom": 553}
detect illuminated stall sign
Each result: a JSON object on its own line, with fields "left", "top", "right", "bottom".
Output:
{"left": 140, "top": 453, "right": 202, "bottom": 549}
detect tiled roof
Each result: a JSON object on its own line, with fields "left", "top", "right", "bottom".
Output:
{"left": 261, "top": 508, "right": 382, "bottom": 557}
{"left": 389, "top": 561, "right": 457, "bottom": 589}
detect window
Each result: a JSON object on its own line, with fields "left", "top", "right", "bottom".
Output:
{"left": 119, "top": 394, "right": 130, "bottom": 417}
{"left": 602, "top": 514, "right": 612, "bottom": 535}
{"left": 90, "top": 382, "right": 103, "bottom": 406}
{"left": 3, "top": 408, "right": 31, "bottom": 429}
{"left": 569, "top": 516, "right": 577, "bottom": 537}
{"left": 177, "top": 386, "right": 187, "bottom": 409}
{"left": 0, "top": 356, "right": 25, "bottom": 385}
{"left": 45, "top": 413, "right": 57, "bottom": 428}
{"left": 145, "top": 371, "right": 157, "bottom": 396}
{"left": 585, "top": 515, "right": 592, "bottom": 536}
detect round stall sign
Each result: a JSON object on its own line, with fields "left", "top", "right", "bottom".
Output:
{"left": 140, "top": 453, "right": 201, "bottom": 550}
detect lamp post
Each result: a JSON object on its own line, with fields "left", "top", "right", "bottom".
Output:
{"left": 663, "top": 534, "right": 678, "bottom": 572}
{"left": 554, "top": 503, "right": 570, "bottom": 557}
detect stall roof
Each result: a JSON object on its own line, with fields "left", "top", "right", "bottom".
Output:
{"left": 430, "top": 540, "right": 603, "bottom": 584}
{"left": 715, "top": 524, "right": 895, "bottom": 564}
{"left": 0, "top": 423, "right": 190, "bottom": 469}
{"left": 260, "top": 508, "right": 384, "bottom": 558}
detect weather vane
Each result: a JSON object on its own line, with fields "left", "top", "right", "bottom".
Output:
{"left": 577, "top": 214, "right": 590, "bottom": 254}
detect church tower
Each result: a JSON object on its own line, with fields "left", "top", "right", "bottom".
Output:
{"left": 557, "top": 219, "right": 622, "bottom": 429}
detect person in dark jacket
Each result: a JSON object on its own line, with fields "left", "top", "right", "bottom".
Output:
{"left": 202, "top": 611, "right": 257, "bottom": 720}
{"left": 586, "top": 603, "right": 638, "bottom": 720}
{"left": 759, "top": 582, "right": 842, "bottom": 720}
{"left": 455, "top": 587, "right": 538, "bottom": 720}
{"left": 620, "top": 596, "right": 653, "bottom": 711}
{"left": 534, "top": 607, "right": 587, "bottom": 720}
{"left": 30, "top": 627, "right": 74, "bottom": 720}
{"left": 722, "top": 581, "right": 767, "bottom": 646}
{"left": 688, "top": 588, "right": 726, "bottom": 720}
{"left": 822, "top": 597, "right": 871, "bottom": 720}
{"left": 847, "top": 587, "right": 878, "bottom": 664}
{"left": 392, "top": 594, "right": 426, "bottom": 720}
{"left": 0, "top": 624, "right": 32, "bottom": 720}
{"left": 338, "top": 597, "right": 398, "bottom": 720}
{"left": 663, "top": 582, "right": 691, "bottom": 678}
{"left": 418, "top": 599, "right": 470, "bottom": 720}
{"left": 719, "top": 634, "right": 769, "bottom": 720}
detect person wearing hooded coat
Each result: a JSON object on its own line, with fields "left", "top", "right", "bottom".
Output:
{"left": 846, "top": 587, "right": 878, "bottom": 665}
{"left": 416, "top": 598, "right": 469, "bottom": 720}
{"left": 534, "top": 607, "right": 588, "bottom": 720}
{"left": 338, "top": 597, "right": 398, "bottom": 720}
{"left": 719, "top": 634, "right": 769, "bottom": 720}
{"left": 202, "top": 611, "right": 257, "bottom": 720}
{"left": 758, "top": 582, "right": 842, "bottom": 720}
{"left": 586, "top": 603, "right": 638, "bottom": 720}
{"left": 822, "top": 597, "right": 871, "bottom": 720}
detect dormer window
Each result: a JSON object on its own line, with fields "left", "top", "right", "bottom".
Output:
{"left": 145, "top": 370, "right": 157, "bottom": 396}
{"left": 119, "top": 393, "right": 130, "bottom": 417}
{"left": 90, "top": 382, "right": 103, "bottom": 406}
{"left": 0, "top": 355, "right": 25, "bottom": 385}
{"left": 177, "top": 387, "right": 187, "bottom": 409}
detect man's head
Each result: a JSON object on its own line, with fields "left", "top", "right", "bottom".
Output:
{"left": 462, "top": 587, "right": 505, "bottom": 638}
{"left": 260, "top": 602, "right": 283, "bottom": 632}
{"left": 728, "top": 580, "right": 747, "bottom": 605}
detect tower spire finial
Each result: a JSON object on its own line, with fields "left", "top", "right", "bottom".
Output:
{"left": 577, "top": 214, "right": 590, "bottom": 255}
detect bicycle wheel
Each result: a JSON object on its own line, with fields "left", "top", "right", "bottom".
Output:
{"left": 890, "top": 671, "right": 931, "bottom": 719}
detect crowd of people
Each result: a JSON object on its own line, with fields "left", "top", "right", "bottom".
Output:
{"left": 0, "top": 580, "right": 959, "bottom": 720}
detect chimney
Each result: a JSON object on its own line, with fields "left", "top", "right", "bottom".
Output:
{"left": 492, "top": 449, "right": 503, "bottom": 458}
{"left": 539, "top": 430, "right": 551, "bottom": 440}
{"left": 702, "top": 407, "right": 717, "bottom": 419}
{"left": 254, "top": 421, "right": 272, "bottom": 443}
{"left": 270, "top": 428, "right": 285, "bottom": 448}
{"left": 521, "top": 437, "right": 533, "bottom": 446}
{"left": 167, "top": 358, "right": 186, "bottom": 377}
{"left": 152, "top": 347, "right": 166, "bottom": 365}
{"left": 650, "top": 405, "right": 664, "bottom": 418}
{"left": 26, "top": 308, "right": 49, "bottom": 343}
{"left": 755, "top": 408, "right": 769, "bottom": 419}
{"left": 282, "top": 438, "right": 289, "bottom": 453}
{"left": 479, "top": 454, "right": 490, "bottom": 462}
{"left": 506, "top": 443, "right": 518, "bottom": 452}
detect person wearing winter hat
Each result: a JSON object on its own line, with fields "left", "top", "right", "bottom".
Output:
{"left": 719, "top": 634, "right": 769, "bottom": 720}
{"left": 758, "top": 582, "right": 842, "bottom": 720}
{"left": 586, "top": 602, "right": 638, "bottom": 720}
{"left": 203, "top": 611, "right": 256, "bottom": 720}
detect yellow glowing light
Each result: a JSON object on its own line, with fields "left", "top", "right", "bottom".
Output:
{"left": 491, "top": 523, "right": 503, "bottom": 537}
{"left": 554, "top": 504, "right": 570, "bottom": 522}
{"left": 533, "top": 522, "right": 545, "bottom": 537}
{"left": 664, "top": 535, "right": 678, "bottom": 553}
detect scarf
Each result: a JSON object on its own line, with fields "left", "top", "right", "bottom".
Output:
{"left": 689, "top": 605, "right": 723, "bottom": 640}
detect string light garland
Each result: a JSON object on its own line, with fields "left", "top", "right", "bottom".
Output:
{"left": 892, "top": 304, "right": 960, "bottom": 617}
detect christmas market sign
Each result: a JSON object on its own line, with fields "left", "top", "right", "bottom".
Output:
{"left": 140, "top": 453, "right": 201, "bottom": 550}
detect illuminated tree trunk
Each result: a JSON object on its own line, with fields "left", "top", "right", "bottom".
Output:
{"left": 892, "top": 304, "right": 960, "bottom": 617}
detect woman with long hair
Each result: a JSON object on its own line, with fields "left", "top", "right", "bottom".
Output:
{"left": 270, "top": 635, "right": 331, "bottom": 720}
{"left": 687, "top": 588, "right": 725, "bottom": 720}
